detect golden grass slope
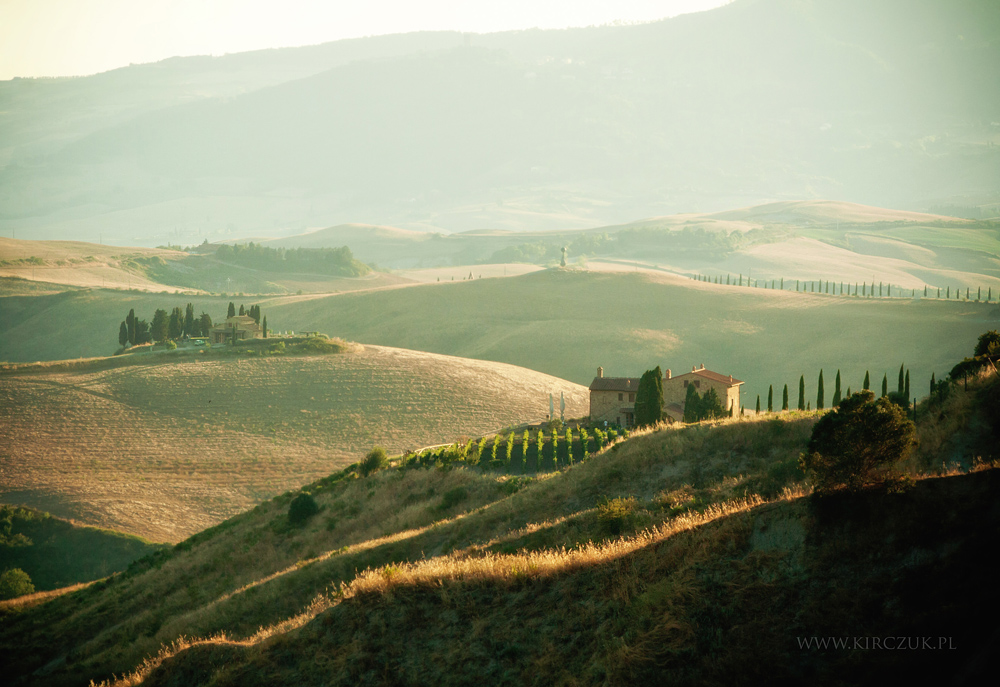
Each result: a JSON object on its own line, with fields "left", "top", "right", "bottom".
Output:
{"left": 3, "top": 367, "right": 997, "bottom": 687}
{"left": 0, "top": 345, "right": 586, "bottom": 542}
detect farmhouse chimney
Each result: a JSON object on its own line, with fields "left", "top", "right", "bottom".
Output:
{"left": 598, "top": 366, "right": 604, "bottom": 378}
{"left": 666, "top": 369, "right": 672, "bottom": 379}
{"left": 692, "top": 365, "right": 697, "bottom": 372}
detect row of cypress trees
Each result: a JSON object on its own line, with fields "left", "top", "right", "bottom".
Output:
{"left": 757, "top": 365, "right": 914, "bottom": 415}
{"left": 693, "top": 273, "right": 995, "bottom": 302}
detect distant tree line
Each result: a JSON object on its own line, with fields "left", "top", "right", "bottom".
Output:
{"left": 214, "top": 243, "right": 369, "bottom": 277}
{"left": 693, "top": 273, "right": 996, "bottom": 303}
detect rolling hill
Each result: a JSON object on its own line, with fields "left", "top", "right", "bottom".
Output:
{"left": 0, "top": 345, "right": 587, "bottom": 542}
{"left": 0, "top": 359, "right": 996, "bottom": 687}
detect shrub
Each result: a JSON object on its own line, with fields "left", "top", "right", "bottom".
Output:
{"left": 597, "top": 496, "right": 638, "bottom": 536}
{"left": 359, "top": 446, "right": 389, "bottom": 477}
{"left": 0, "top": 568, "right": 35, "bottom": 599}
{"left": 288, "top": 492, "right": 319, "bottom": 526}
{"left": 438, "top": 487, "right": 469, "bottom": 511}
{"left": 800, "top": 390, "right": 916, "bottom": 493}
{"left": 164, "top": 340, "right": 177, "bottom": 350}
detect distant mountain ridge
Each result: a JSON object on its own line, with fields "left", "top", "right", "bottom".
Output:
{"left": 1, "top": 0, "right": 998, "bottom": 246}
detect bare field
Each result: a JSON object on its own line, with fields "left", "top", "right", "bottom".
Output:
{"left": 0, "top": 346, "right": 587, "bottom": 542}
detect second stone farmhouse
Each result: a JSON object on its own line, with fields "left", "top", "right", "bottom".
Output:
{"left": 589, "top": 365, "right": 743, "bottom": 427}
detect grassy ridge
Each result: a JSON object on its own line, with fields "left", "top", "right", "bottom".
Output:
{"left": 2, "top": 365, "right": 996, "bottom": 686}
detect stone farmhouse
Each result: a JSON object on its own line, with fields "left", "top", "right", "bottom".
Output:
{"left": 589, "top": 365, "right": 744, "bottom": 427}
{"left": 208, "top": 315, "right": 263, "bottom": 344}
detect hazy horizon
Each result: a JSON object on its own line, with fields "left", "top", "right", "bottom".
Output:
{"left": 0, "top": 0, "right": 729, "bottom": 80}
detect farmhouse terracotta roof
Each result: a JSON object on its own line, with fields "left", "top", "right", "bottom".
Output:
{"left": 676, "top": 368, "right": 744, "bottom": 386}
{"left": 589, "top": 377, "right": 640, "bottom": 392}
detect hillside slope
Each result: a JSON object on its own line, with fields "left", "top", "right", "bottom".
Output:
{"left": 269, "top": 268, "right": 1000, "bottom": 401}
{"left": 1, "top": 367, "right": 996, "bottom": 687}
{"left": 0, "top": 345, "right": 586, "bottom": 542}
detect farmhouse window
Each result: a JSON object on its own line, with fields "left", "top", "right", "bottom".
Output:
{"left": 629, "top": 393, "right": 635, "bottom": 402}
{"left": 618, "top": 393, "right": 623, "bottom": 401}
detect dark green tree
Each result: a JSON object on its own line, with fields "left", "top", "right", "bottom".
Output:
{"left": 904, "top": 369, "right": 910, "bottom": 400}
{"left": 239, "top": 304, "right": 245, "bottom": 316}
{"left": 126, "top": 308, "right": 136, "bottom": 346}
{"left": 767, "top": 385, "right": 773, "bottom": 413}
{"left": 782, "top": 384, "right": 789, "bottom": 411}
{"left": 863, "top": 371, "right": 871, "bottom": 391}
{"left": 683, "top": 383, "right": 701, "bottom": 423}
{"left": 151, "top": 309, "right": 169, "bottom": 342}
{"left": 119, "top": 321, "right": 128, "bottom": 348}
{"left": 134, "top": 319, "right": 151, "bottom": 344}
{"left": 288, "top": 492, "right": 319, "bottom": 525}
{"left": 199, "top": 313, "right": 213, "bottom": 337}
{"left": 755, "top": 395, "right": 761, "bottom": 414}
{"left": 881, "top": 373, "right": 888, "bottom": 398}
{"left": 798, "top": 375, "right": 805, "bottom": 410}
{"left": 262, "top": 315, "right": 268, "bottom": 339}
{"left": 974, "top": 330, "right": 1000, "bottom": 357}
{"left": 0, "top": 568, "right": 34, "bottom": 600}
{"left": 700, "top": 388, "right": 724, "bottom": 420}
{"left": 168, "top": 307, "right": 184, "bottom": 340}
{"left": 832, "top": 370, "right": 842, "bottom": 406}
{"left": 227, "top": 302, "right": 236, "bottom": 318}
{"left": 930, "top": 372, "right": 936, "bottom": 395}
{"left": 184, "top": 303, "right": 195, "bottom": 337}
{"left": 897, "top": 364, "right": 905, "bottom": 394}
{"left": 800, "top": 390, "right": 916, "bottom": 493}
{"left": 817, "top": 369, "right": 825, "bottom": 410}
{"left": 633, "top": 366, "right": 664, "bottom": 427}
{"left": 360, "top": 447, "right": 389, "bottom": 477}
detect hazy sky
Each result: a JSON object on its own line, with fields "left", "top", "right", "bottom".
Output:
{"left": 0, "top": 0, "right": 730, "bottom": 80}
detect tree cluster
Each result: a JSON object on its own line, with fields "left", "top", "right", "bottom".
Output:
{"left": 117, "top": 304, "right": 214, "bottom": 347}
{"left": 214, "top": 243, "right": 368, "bottom": 277}
{"left": 683, "top": 383, "right": 726, "bottom": 422}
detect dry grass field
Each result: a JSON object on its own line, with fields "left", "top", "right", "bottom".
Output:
{"left": 0, "top": 345, "right": 586, "bottom": 542}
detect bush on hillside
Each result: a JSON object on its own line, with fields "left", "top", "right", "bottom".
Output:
{"left": 0, "top": 568, "right": 35, "bottom": 599}
{"left": 597, "top": 496, "right": 639, "bottom": 536}
{"left": 360, "top": 447, "right": 389, "bottom": 477}
{"left": 974, "top": 330, "right": 1000, "bottom": 357}
{"left": 800, "top": 390, "right": 916, "bottom": 494}
{"left": 288, "top": 493, "right": 319, "bottom": 526}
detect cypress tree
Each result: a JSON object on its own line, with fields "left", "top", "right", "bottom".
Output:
{"left": 881, "top": 374, "right": 888, "bottom": 398}
{"left": 990, "top": 287, "right": 993, "bottom": 302}
{"left": 184, "top": 303, "right": 195, "bottom": 337}
{"left": 924, "top": 285, "right": 927, "bottom": 297}
{"left": 798, "top": 376, "right": 805, "bottom": 410}
{"left": 755, "top": 395, "right": 761, "bottom": 414}
{"left": 863, "top": 371, "right": 870, "bottom": 391}
{"left": 817, "top": 369, "right": 824, "bottom": 410}
{"left": 930, "top": 372, "right": 936, "bottom": 395}
{"left": 127, "top": 308, "right": 136, "bottom": 345}
{"left": 846, "top": 386, "right": 851, "bottom": 398}
{"left": 833, "top": 370, "right": 842, "bottom": 406}
{"left": 937, "top": 288, "right": 941, "bottom": 298}
{"left": 946, "top": 286, "right": 950, "bottom": 299}
{"left": 119, "top": 321, "right": 128, "bottom": 348}
{"left": 683, "top": 383, "right": 701, "bottom": 423}
{"left": 967, "top": 288, "right": 970, "bottom": 300}
{"left": 978, "top": 287, "right": 981, "bottom": 301}
{"left": 796, "top": 279, "right": 799, "bottom": 291}
{"left": 905, "top": 370, "right": 910, "bottom": 400}
{"left": 897, "top": 364, "right": 905, "bottom": 394}
{"left": 782, "top": 384, "right": 789, "bottom": 411}
{"left": 780, "top": 277, "right": 784, "bottom": 289}
{"left": 228, "top": 302, "right": 236, "bottom": 318}
{"left": 239, "top": 304, "right": 245, "bottom": 316}
{"left": 565, "top": 427, "right": 573, "bottom": 465}
{"left": 633, "top": 367, "right": 664, "bottom": 428}
{"left": 168, "top": 307, "right": 184, "bottom": 340}
{"left": 767, "top": 385, "right": 773, "bottom": 413}
{"left": 262, "top": 316, "right": 268, "bottom": 338}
